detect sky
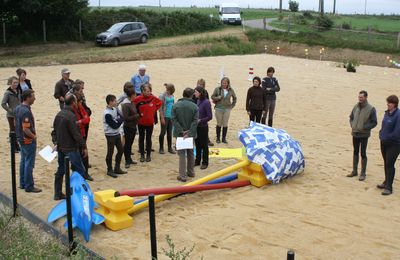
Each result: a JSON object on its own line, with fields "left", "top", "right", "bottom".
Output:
{"left": 89, "top": 0, "right": 400, "bottom": 15}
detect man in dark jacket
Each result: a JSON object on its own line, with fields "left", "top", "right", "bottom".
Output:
{"left": 347, "top": 90, "right": 377, "bottom": 181}
{"left": 51, "top": 94, "right": 88, "bottom": 200}
{"left": 172, "top": 88, "right": 198, "bottom": 182}
{"left": 54, "top": 68, "right": 74, "bottom": 110}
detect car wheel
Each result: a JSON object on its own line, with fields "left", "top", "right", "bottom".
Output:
{"left": 140, "top": 35, "right": 148, "bottom": 44}
{"left": 111, "top": 38, "right": 119, "bottom": 47}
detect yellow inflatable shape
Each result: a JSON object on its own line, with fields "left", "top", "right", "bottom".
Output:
{"left": 209, "top": 148, "right": 245, "bottom": 159}
{"left": 238, "top": 162, "right": 270, "bottom": 187}
{"left": 127, "top": 159, "right": 255, "bottom": 214}
{"left": 94, "top": 190, "right": 134, "bottom": 231}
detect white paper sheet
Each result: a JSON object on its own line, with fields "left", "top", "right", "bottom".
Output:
{"left": 39, "top": 145, "right": 57, "bottom": 163}
{"left": 176, "top": 137, "right": 194, "bottom": 150}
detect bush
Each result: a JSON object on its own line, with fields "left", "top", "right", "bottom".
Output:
{"left": 294, "top": 15, "right": 308, "bottom": 25}
{"left": 288, "top": 1, "right": 299, "bottom": 12}
{"left": 315, "top": 15, "right": 333, "bottom": 30}
{"left": 197, "top": 36, "right": 256, "bottom": 56}
{"left": 303, "top": 11, "right": 314, "bottom": 19}
{"left": 341, "top": 22, "right": 352, "bottom": 30}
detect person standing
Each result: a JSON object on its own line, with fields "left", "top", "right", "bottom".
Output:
{"left": 15, "top": 89, "right": 41, "bottom": 193}
{"left": 134, "top": 84, "right": 162, "bottom": 162}
{"left": 16, "top": 68, "right": 33, "bottom": 101}
{"left": 54, "top": 68, "right": 74, "bottom": 110}
{"left": 261, "top": 67, "right": 280, "bottom": 127}
{"left": 51, "top": 94, "right": 89, "bottom": 200}
{"left": 194, "top": 87, "right": 212, "bottom": 170}
{"left": 193, "top": 78, "right": 213, "bottom": 147}
{"left": 246, "top": 76, "right": 266, "bottom": 123}
{"left": 131, "top": 64, "right": 150, "bottom": 96}
{"left": 159, "top": 83, "right": 176, "bottom": 154}
{"left": 377, "top": 95, "right": 400, "bottom": 195}
{"left": 211, "top": 77, "right": 237, "bottom": 144}
{"left": 69, "top": 84, "right": 93, "bottom": 181}
{"left": 2, "top": 76, "right": 21, "bottom": 151}
{"left": 347, "top": 90, "right": 377, "bottom": 181}
{"left": 172, "top": 88, "right": 198, "bottom": 182}
{"left": 103, "top": 95, "right": 127, "bottom": 178}
{"left": 121, "top": 89, "right": 139, "bottom": 168}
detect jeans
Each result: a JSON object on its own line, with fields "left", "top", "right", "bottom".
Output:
{"left": 159, "top": 118, "right": 173, "bottom": 150}
{"left": 249, "top": 109, "right": 263, "bottom": 123}
{"left": 262, "top": 99, "right": 276, "bottom": 125}
{"left": 56, "top": 150, "right": 86, "bottom": 178}
{"left": 138, "top": 125, "right": 154, "bottom": 156}
{"left": 178, "top": 149, "right": 194, "bottom": 179}
{"left": 353, "top": 137, "right": 368, "bottom": 159}
{"left": 19, "top": 141, "right": 36, "bottom": 191}
{"left": 195, "top": 126, "right": 209, "bottom": 165}
{"left": 106, "top": 135, "right": 123, "bottom": 170}
{"left": 124, "top": 126, "right": 137, "bottom": 163}
{"left": 380, "top": 142, "right": 400, "bottom": 191}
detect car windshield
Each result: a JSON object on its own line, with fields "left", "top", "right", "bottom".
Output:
{"left": 221, "top": 7, "right": 240, "bottom": 14}
{"left": 107, "top": 24, "right": 123, "bottom": 32}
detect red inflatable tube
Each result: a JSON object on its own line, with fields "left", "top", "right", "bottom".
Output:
{"left": 117, "top": 180, "right": 251, "bottom": 197}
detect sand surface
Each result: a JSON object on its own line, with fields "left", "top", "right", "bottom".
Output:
{"left": 1, "top": 54, "right": 400, "bottom": 259}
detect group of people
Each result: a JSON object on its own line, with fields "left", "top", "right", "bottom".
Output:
{"left": 348, "top": 90, "right": 400, "bottom": 196}
{"left": 2, "top": 64, "right": 400, "bottom": 198}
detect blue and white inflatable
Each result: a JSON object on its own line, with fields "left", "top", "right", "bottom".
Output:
{"left": 239, "top": 122, "right": 305, "bottom": 183}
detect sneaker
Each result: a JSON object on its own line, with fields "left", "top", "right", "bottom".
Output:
{"left": 346, "top": 172, "right": 357, "bottom": 177}
{"left": 159, "top": 149, "right": 165, "bottom": 154}
{"left": 381, "top": 189, "right": 392, "bottom": 196}
{"left": 177, "top": 176, "right": 187, "bottom": 182}
{"left": 208, "top": 141, "right": 214, "bottom": 147}
{"left": 168, "top": 148, "right": 176, "bottom": 154}
{"left": 200, "top": 164, "right": 208, "bottom": 170}
{"left": 125, "top": 163, "right": 131, "bottom": 169}
{"left": 107, "top": 170, "right": 118, "bottom": 178}
{"left": 54, "top": 193, "right": 66, "bottom": 200}
{"left": 222, "top": 139, "right": 228, "bottom": 144}
{"left": 26, "top": 187, "right": 42, "bottom": 193}
{"left": 376, "top": 183, "right": 386, "bottom": 189}
{"left": 114, "top": 168, "right": 127, "bottom": 174}
{"left": 216, "top": 139, "right": 221, "bottom": 144}
{"left": 140, "top": 156, "right": 145, "bottom": 163}
{"left": 146, "top": 156, "right": 151, "bottom": 162}
{"left": 194, "top": 162, "right": 200, "bottom": 167}
{"left": 358, "top": 174, "right": 366, "bottom": 181}
{"left": 187, "top": 172, "right": 195, "bottom": 178}
{"left": 85, "top": 175, "right": 94, "bottom": 181}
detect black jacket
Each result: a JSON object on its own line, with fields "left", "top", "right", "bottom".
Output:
{"left": 17, "top": 79, "right": 32, "bottom": 101}
{"left": 262, "top": 77, "right": 280, "bottom": 100}
{"left": 51, "top": 106, "right": 86, "bottom": 152}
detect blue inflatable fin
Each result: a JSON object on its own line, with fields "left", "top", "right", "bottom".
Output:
{"left": 47, "top": 200, "right": 67, "bottom": 223}
{"left": 92, "top": 213, "right": 105, "bottom": 225}
{"left": 63, "top": 219, "right": 77, "bottom": 229}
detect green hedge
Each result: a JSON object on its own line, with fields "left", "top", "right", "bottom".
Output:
{"left": 81, "top": 8, "right": 223, "bottom": 40}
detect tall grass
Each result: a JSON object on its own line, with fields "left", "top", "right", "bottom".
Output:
{"left": 196, "top": 36, "right": 257, "bottom": 56}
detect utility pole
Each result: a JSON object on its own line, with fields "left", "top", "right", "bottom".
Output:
{"left": 159, "top": 0, "right": 161, "bottom": 7}
{"left": 333, "top": 0, "right": 336, "bottom": 14}
{"left": 98, "top": 0, "right": 100, "bottom": 7}
{"left": 279, "top": 0, "right": 282, "bottom": 13}
{"left": 364, "top": 0, "right": 367, "bottom": 15}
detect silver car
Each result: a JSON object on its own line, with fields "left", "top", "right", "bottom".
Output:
{"left": 95, "top": 22, "right": 149, "bottom": 47}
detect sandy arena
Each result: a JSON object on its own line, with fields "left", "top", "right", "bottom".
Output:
{"left": 1, "top": 54, "right": 400, "bottom": 259}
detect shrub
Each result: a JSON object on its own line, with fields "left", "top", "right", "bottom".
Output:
{"left": 303, "top": 11, "right": 314, "bottom": 19}
{"left": 315, "top": 15, "right": 333, "bottom": 30}
{"left": 294, "top": 15, "right": 308, "bottom": 25}
{"left": 288, "top": 1, "right": 299, "bottom": 12}
{"left": 341, "top": 22, "right": 352, "bottom": 30}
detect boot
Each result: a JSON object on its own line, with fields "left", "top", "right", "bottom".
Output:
{"left": 222, "top": 127, "right": 228, "bottom": 144}
{"left": 159, "top": 136, "right": 165, "bottom": 154}
{"left": 261, "top": 116, "right": 266, "bottom": 125}
{"left": 168, "top": 146, "right": 176, "bottom": 154}
{"left": 114, "top": 164, "right": 127, "bottom": 174}
{"left": 106, "top": 159, "right": 117, "bottom": 178}
{"left": 268, "top": 118, "right": 273, "bottom": 127}
{"left": 347, "top": 155, "right": 358, "bottom": 177}
{"left": 54, "top": 175, "right": 66, "bottom": 200}
{"left": 216, "top": 126, "right": 221, "bottom": 143}
{"left": 359, "top": 157, "right": 367, "bottom": 181}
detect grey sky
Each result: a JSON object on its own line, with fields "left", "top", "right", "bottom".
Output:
{"left": 89, "top": 0, "right": 400, "bottom": 15}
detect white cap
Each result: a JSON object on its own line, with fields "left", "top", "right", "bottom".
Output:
{"left": 138, "top": 64, "right": 146, "bottom": 70}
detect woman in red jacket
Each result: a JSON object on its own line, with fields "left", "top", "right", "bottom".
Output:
{"left": 134, "top": 83, "right": 163, "bottom": 162}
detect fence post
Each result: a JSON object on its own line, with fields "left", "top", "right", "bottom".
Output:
{"left": 64, "top": 156, "right": 76, "bottom": 254}
{"left": 149, "top": 194, "right": 157, "bottom": 259}
{"left": 79, "top": 20, "right": 82, "bottom": 41}
{"left": 165, "top": 15, "right": 168, "bottom": 26}
{"left": 9, "top": 132, "right": 17, "bottom": 217}
{"left": 368, "top": 25, "right": 371, "bottom": 45}
{"left": 42, "top": 20, "right": 47, "bottom": 43}
{"left": 263, "top": 17, "right": 266, "bottom": 30}
{"left": 287, "top": 15, "right": 291, "bottom": 33}
{"left": 397, "top": 32, "right": 400, "bottom": 49}
{"left": 2, "top": 22, "right": 5, "bottom": 45}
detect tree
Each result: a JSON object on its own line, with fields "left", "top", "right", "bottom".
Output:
{"left": 288, "top": 1, "right": 299, "bottom": 12}
{"left": 319, "top": 0, "right": 325, "bottom": 15}
{"left": 333, "top": 0, "right": 336, "bottom": 14}
{"left": 279, "top": 0, "right": 282, "bottom": 13}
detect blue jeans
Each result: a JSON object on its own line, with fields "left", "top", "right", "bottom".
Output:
{"left": 57, "top": 150, "right": 86, "bottom": 178}
{"left": 19, "top": 141, "right": 36, "bottom": 191}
